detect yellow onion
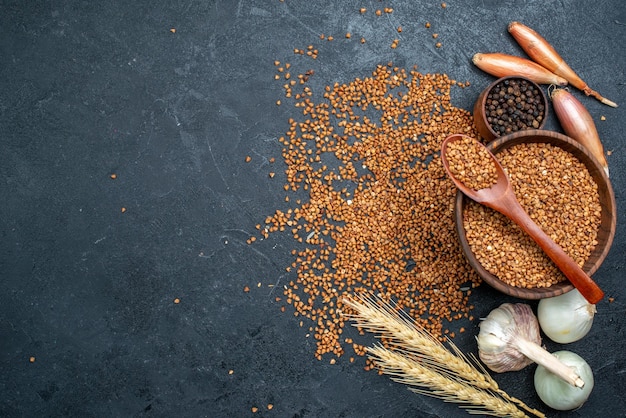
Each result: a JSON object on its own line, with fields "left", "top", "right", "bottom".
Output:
{"left": 472, "top": 52, "right": 567, "bottom": 86}
{"left": 508, "top": 21, "right": 617, "bottom": 107}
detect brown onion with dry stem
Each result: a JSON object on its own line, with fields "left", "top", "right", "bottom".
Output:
{"left": 550, "top": 87, "right": 609, "bottom": 176}
{"left": 472, "top": 52, "right": 567, "bottom": 86}
{"left": 508, "top": 21, "right": 617, "bottom": 108}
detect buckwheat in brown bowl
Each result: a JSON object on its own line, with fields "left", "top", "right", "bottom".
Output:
{"left": 454, "top": 130, "right": 616, "bottom": 300}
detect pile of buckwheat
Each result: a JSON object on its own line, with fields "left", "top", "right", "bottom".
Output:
{"left": 259, "top": 63, "right": 482, "bottom": 362}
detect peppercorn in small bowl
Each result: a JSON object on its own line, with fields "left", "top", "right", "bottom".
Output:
{"left": 473, "top": 76, "right": 548, "bottom": 142}
{"left": 454, "top": 130, "right": 616, "bottom": 300}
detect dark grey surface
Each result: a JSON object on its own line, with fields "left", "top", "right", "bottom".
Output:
{"left": 1, "top": 1, "right": 624, "bottom": 417}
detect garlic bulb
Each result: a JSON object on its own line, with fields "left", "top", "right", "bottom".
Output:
{"left": 537, "top": 289, "right": 596, "bottom": 344}
{"left": 534, "top": 350, "right": 594, "bottom": 411}
{"left": 477, "top": 303, "right": 539, "bottom": 372}
{"left": 477, "top": 303, "right": 585, "bottom": 388}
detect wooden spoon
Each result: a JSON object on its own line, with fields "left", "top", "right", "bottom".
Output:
{"left": 441, "top": 134, "right": 604, "bottom": 304}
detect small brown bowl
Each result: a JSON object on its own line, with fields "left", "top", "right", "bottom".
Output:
{"left": 473, "top": 76, "right": 548, "bottom": 142}
{"left": 455, "top": 130, "right": 616, "bottom": 300}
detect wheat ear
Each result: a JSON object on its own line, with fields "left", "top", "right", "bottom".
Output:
{"left": 343, "top": 295, "right": 544, "bottom": 418}
{"left": 369, "top": 345, "right": 527, "bottom": 417}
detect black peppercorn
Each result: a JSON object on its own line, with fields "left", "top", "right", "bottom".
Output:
{"left": 485, "top": 78, "right": 545, "bottom": 136}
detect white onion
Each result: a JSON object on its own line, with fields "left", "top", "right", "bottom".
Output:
{"left": 537, "top": 289, "right": 595, "bottom": 344}
{"left": 534, "top": 350, "right": 594, "bottom": 411}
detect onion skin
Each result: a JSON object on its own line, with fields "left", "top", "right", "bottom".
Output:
{"left": 537, "top": 289, "right": 595, "bottom": 344}
{"left": 550, "top": 88, "right": 609, "bottom": 176}
{"left": 472, "top": 52, "right": 568, "bottom": 86}
{"left": 534, "top": 351, "right": 594, "bottom": 411}
{"left": 508, "top": 21, "right": 617, "bottom": 107}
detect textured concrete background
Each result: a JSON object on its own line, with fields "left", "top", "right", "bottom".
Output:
{"left": 1, "top": 1, "right": 624, "bottom": 417}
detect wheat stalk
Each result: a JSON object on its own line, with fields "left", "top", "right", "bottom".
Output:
{"left": 369, "top": 345, "right": 527, "bottom": 417}
{"left": 343, "top": 295, "right": 545, "bottom": 418}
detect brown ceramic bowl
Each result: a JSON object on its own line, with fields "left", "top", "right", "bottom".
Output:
{"left": 455, "top": 130, "right": 616, "bottom": 300}
{"left": 473, "top": 76, "right": 548, "bottom": 142}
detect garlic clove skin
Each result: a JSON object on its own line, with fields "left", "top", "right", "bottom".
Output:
{"left": 477, "top": 303, "right": 540, "bottom": 372}
{"left": 538, "top": 289, "right": 596, "bottom": 344}
{"left": 478, "top": 338, "right": 533, "bottom": 373}
{"left": 534, "top": 350, "right": 594, "bottom": 411}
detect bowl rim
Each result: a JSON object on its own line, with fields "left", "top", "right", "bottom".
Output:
{"left": 454, "top": 129, "right": 617, "bottom": 300}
